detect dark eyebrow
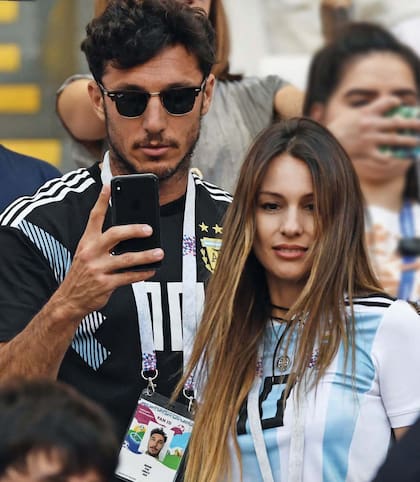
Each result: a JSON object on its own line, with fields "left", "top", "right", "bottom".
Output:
{"left": 344, "top": 88, "right": 418, "bottom": 99}
{"left": 344, "top": 89, "right": 376, "bottom": 98}
{"left": 258, "top": 191, "right": 283, "bottom": 199}
{"left": 301, "top": 193, "right": 315, "bottom": 203}
{"left": 258, "top": 191, "right": 314, "bottom": 200}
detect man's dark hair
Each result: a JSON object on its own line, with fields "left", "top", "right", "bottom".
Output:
{"left": 81, "top": 0, "right": 216, "bottom": 82}
{"left": 0, "top": 379, "right": 119, "bottom": 480}
{"left": 150, "top": 427, "right": 167, "bottom": 443}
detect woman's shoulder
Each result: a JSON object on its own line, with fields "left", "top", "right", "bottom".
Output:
{"left": 349, "top": 292, "right": 396, "bottom": 310}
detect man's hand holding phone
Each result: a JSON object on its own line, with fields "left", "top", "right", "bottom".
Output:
{"left": 53, "top": 184, "right": 164, "bottom": 321}
{"left": 110, "top": 173, "right": 162, "bottom": 271}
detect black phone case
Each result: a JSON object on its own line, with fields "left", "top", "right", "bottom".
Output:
{"left": 398, "top": 237, "right": 420, "bottom": 257}
{"left": 110, "top": 174, "right": 161, "bottom": 270}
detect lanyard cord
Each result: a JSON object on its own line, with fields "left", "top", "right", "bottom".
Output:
{"left": 249, "top": 321, "right": 306, "bottom": 482}
{"left": 399, "top": 200, "right": 416, "bottom": 299}
{"left": 248, "top": 340, "right": 275, "bottom": 482}
{"left": 101, "top": 154, "right": 197, "bottom": 402}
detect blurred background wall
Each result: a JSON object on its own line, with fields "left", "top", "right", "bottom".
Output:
{"left": 1, "top": 0, "right": 419, "bottom": 173}
{"left": 0, "top": 0, "right": 93, "bottom": 173}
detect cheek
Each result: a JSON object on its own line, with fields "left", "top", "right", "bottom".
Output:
{"left": 254, "top": 218, "right": 269, "bottom": 246}
{"left": 253, "top": 220, "right": 272, "bottom": 259}
{"left": 305, "top": 216, "right": 315, "bottom": 239}
{"left": 321, "top": 99, "right": 349, "bottom": 124}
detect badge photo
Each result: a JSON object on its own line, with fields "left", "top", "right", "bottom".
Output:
{"left": 116, "top": 391, "right": 193, "bottom": 482}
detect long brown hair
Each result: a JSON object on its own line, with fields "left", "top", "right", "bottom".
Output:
{"left": 208, "top": 0, "right": 240, "bottom": 80}
{"left": 177, "top": 118, "right": 382, "bottom": 482}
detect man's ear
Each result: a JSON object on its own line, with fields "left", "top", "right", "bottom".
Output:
{"left": 309, "top": 102, "right": 326, "bottom": 122}
{"left": 88, "top": 80, "right": 106, "bottom": 122}
{"left": 200, "top": 73, "right": 215, "bottom": 116}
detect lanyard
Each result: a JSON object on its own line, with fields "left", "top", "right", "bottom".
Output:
{"left": 399, "top": 201, "right": 416, "bottom": 299}
{"left": 101, "top": 153, "right": 198, "bottom": 399}
{"left": 248, "top": 342, "right": 275, "bottom": 482}
{"left": 248, "top": 323, "right": 306, "bottom": 482}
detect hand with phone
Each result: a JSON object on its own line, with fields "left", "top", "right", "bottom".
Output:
{"left": 110, "top": 173, "right": 162, "bottom": 271}
{"left": 54, "top": 184, "right": 164, "bottom": 320}
{"left": 328, "top": 96, "right": 420, "bottom": 172}
{"left": 380, "top": 105, "right": 420, "bottom": 160}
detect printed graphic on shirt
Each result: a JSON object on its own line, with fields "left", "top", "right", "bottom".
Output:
{"left": 197, "top": 193, "right": 226, "bottom": 274}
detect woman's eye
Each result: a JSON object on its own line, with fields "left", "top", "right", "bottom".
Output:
{"left": 349, "top": 98, "right": 370, "bottom": 108}
{"left": 304, "top": 203, "right": 315, "bottom": 212}
{"left": 262, "top": 202, "right": 279, "bottom": 211}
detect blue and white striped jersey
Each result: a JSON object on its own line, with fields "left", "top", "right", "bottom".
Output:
{"left": 235, "top": 295, "right": 420, "bottom": 482}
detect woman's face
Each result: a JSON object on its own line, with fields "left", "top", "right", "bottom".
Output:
{"left": 312, "top": 52, "right": 418, "bottom": 184}
{"left": 253, "top": 153, "right": 315, "bottom": 302}
{"left": 181, "top": 0, "right": 212, "bottom": 16}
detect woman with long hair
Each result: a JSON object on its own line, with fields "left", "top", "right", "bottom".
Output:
{"left": 176, "top": 117, "right": 420, "bottom": 482}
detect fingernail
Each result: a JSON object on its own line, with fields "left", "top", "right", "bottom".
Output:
{"left": 142, "top": 225, "right": 153, "bottom": 235}
{"left": 153, "top": 248, "right": 164, "bottom": 258}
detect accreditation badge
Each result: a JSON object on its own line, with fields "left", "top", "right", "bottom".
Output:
{"left": 115, "top": 390, "right": 193, "bottom": 482}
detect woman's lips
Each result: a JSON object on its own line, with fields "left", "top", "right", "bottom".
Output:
{"left": 273, "top": 245, "right": 308, "bottom": 260}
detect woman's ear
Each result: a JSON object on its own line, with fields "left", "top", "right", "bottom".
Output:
{"left": 309, "top": 102, "right": 326, "bottom": 122}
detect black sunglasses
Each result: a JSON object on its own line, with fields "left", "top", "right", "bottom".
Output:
{"left": 98, "top": 78, "right": 207, "bottom": 118}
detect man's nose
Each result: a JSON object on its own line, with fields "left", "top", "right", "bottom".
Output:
{"left": 142, "top": 95, "right": 167, "bottom": 134}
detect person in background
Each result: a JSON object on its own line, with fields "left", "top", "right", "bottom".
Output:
{"left": 56, "top": 0, "right": 303, "bottom": 192}
{"left": 0, "top": 145, "right": 61, "bottom": 212}
{"left": 175, "top": 118, "right": 420, "bottom": 482}
{"left": 304, "top": 22, "right": 420, "bottom": 301}
{"left": 0, "top": 0, "right": 231, "bottom": 443}
{"left": 260, "top": 0, "right": 420, "bottom": 58}
{"left": 0, "top": 379, "right": 119, "bottom": 482}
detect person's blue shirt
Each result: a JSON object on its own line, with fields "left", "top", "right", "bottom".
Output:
{"left": 0, "top": 145, "right": 61, "bottom": 212}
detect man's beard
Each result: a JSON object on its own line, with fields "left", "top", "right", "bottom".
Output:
{"left": 105, "top": 113, "right": 201, "bottom": 183}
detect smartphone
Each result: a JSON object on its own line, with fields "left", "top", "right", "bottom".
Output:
{"left": 398, "top": 237, "right": 420, "bottom": 256}
{"left": 381, "top": 105, "right": 420, "bottom": 160}
{"left": 110, "top": 173, "right": 161, "bottom": 270}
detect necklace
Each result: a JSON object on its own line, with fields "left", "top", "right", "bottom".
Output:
{"left": 270, "top": 318, "right": 292, "bottom": 374}
{"left": 271, "top": 315, "right": 288, "bottom": 323}
{"left": 271, "top": 303, "right": 290, "bottom": 311}
{"left": 271, "top": 303, "right": 291, "bottom": 324}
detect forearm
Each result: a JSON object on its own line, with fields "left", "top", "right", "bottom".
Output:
{"left": 0, "top": 291, "right": 83, "bottom": 380}
{"left": 57, "top": 78, "right": 106, "bottom": 142}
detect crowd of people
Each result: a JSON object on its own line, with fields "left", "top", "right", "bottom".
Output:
{"left": 1, "top": 0, "right": 420, "bottom": 481}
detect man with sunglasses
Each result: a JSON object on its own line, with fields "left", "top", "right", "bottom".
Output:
{"left": 0, "top": 0, "right": 231, "bottom": 445}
